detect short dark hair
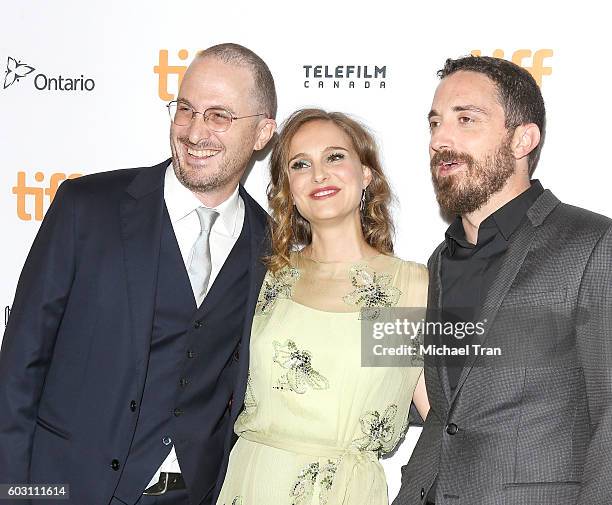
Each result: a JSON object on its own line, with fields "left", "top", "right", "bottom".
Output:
{"left": 198, "top": 43, "right": 277, "bottom": 119}
{"left": 438, "top": 56, "right": 546, "bottom": 176}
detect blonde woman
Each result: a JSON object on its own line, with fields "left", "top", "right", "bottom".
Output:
{"left": 217, "top": 109, "right": 429, "bottom": 505}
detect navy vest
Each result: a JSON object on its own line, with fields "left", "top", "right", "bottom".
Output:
{"left": 114, "top": 205, "right": 250, "bottom": 504}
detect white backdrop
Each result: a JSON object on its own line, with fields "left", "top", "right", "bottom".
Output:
{"left": 2, "top": 0, "right": 612, "bottom": 500}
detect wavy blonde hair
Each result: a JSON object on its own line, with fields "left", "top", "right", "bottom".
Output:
{"left": 265, "top": 108, "right": 395, "bottom": 273}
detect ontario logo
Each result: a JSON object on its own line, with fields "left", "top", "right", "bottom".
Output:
{"left": 2, "top": 55, "right": 96, "bottom": 92}
{"left": 4, "top": 57, "right": 35, "bottom": 89}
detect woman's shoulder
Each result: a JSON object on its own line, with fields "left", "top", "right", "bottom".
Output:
{"left": 384, "top": 256, "right": 429, "bottom": 304}
{"left": 381, "top": 255, "right": 428, "bottom": 280}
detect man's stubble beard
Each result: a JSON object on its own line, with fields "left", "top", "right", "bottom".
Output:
{"left": 170, "top": 135, "right": 252, "bottom": 194}
{"left": 173, "top": 156, "right": 236, "bottom": 193}
{"left": 430, "top": 134, "right": 516, "bottom": 216}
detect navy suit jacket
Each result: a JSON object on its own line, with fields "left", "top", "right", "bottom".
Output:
{"left": 0, "top": 159, "right": 269, "bottom": 505}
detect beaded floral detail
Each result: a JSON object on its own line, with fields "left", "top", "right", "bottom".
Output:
{"left": 290, "top": 459, "right": 339, "bottom": 505}
{"left": 352, "top": 404, "right": 398, "bottom": 457}
{"left": 343, "top": 265, "right": 401, "bottom": 319}
{"left": 256, "top": 266, "right": 300, "bottom": 315}
{"left": 272, "top": 340, "right": 330, "bottom": 394}
{"left": 290, "top": 462, "right": 319, "bottom": 505}
{"left": 231, "top": 497, "right": 243, "bottom": 505}
{"left": 318, "top": 459, "right": 339, "bottom": 505}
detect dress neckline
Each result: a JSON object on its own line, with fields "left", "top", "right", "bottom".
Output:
{"left": 294, "top": 251, "right": 385, "bottom": 266}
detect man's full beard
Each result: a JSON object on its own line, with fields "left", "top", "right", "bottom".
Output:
{"left": 430, "top": 135, "right": 516, "bottom": 216}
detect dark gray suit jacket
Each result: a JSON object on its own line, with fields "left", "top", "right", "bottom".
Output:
{"left": 395, "top": 190, "right": 612, "bottom": 505}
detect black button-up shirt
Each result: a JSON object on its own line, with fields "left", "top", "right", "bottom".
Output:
{"left": 441, "top": 180, "right": 544, "bottom": 394}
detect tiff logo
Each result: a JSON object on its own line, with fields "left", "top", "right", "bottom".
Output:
{"left": 471, "top": 49, "right": 553, "bottom": 86}
{"left": 154, "top": 49, "right": 191, "bottom": 101}
{"left": 12, "top": 171, "right": 82, "bottom": 221}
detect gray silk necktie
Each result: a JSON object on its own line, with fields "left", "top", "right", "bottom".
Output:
{"left": 188, "top": 206, "right": 219, "bottom": 303}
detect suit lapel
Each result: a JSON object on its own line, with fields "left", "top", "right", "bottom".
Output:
{"left": 119, "top": 160, "right": 169, "bottom": 367}
{"left": 230, "top": 187, "right": 268, "bottom": 420}
{"left": 448, "top": 189, "right": 561, "bottom": 405}
{"left": 448, "top": 220, "right": 536, "bottom": 404}
{"left": 427, "top": 243, "right": 453, "bottom": 407}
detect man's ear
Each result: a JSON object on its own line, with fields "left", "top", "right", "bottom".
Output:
{"left": 512, "top": 123, "right": 541, "bottom": 161}
{"left": 254, "top": 119, "right": 277, "bottom": 151}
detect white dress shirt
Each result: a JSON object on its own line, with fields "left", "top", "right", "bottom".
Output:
{"left": 146, "top": 164, "right": 245, "bottom": 488}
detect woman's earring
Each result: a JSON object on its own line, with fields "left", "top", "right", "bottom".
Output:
{"left": 360, "top": 189, "right": 366, "bottom": 212}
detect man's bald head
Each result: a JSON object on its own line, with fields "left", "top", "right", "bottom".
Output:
{"left": 195, "top": 43, "right": 277, "bottom": 119}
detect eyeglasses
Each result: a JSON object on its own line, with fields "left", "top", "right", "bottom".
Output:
{"left": 167, "top": 100, "right": 266, "bottom": 132}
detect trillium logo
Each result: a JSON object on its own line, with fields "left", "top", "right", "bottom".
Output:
{"left": 4, "top": 56, "right": 35, "bottom": 89}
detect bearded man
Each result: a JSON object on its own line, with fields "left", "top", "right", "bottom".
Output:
{"left": 395, "top": 56, "right": 612, "bottom": 505}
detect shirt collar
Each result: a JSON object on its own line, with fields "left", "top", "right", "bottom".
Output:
{"left": 163, "top": 164, "right": 242, "bottom": 237}
{"left": 488, "top": 179, "right": 544, "bottom": 240}
{"left": 444, "top": 180, "right": 544, "bottom": 253}
{"left": 444, "top": 217, "right": 467, "bottom": 255}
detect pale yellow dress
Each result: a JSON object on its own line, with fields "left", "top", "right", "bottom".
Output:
{"left": 216, "top": 253, "right": 428, "bottom": 505}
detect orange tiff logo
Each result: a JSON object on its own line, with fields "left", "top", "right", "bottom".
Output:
{"left": 12, "top": 171, "right": 82, "bottom": 221}
{"left": 154, "top": 49, "right": 192, "bottom": 101}
{"left": 471, "top": 49, "right": 553, "bottom": 86}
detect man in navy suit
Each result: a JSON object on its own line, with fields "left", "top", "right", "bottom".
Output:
{"left": 0, "top": 43, "right": 277, "bottom": 505}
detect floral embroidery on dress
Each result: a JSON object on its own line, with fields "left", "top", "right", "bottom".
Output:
{"left": 343, "top": 265, "right": 401, "bottom": 319}
{"left": 243, "top": 372, "right": 257, "bottom": 414}
{"left": 318, "top": 459, "right": 339, "bottom": 505}
{"left": 272, "top": 340, "right": 330, "bottom": 394}
{"left": 236, "top": 373, "right": 257, "bottom": 426}
{"left": 290, "top": 462, "right": 319, "bottom": 505}
{"left": 352, "top": 404, "right": 398, "bottom": 457}
{"left": 255, "top": 266, "right": 300, "bottom": 315}
{"left": 230, "top": 497, "right": 243, "bottom": 505}
{"left": 290, "top": 459, "right": 339, "bottom": 505}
